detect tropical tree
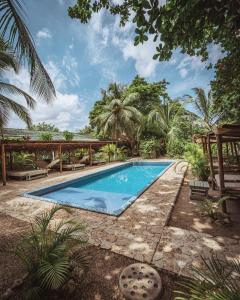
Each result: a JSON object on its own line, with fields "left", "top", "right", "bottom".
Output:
{"left": 69, "top": 0, "right": 240, "bottom": 122}
{"left": 0, "top": 39, "right": 36, "bottom": 136}
{"left": 148, "top": 98, "right": 198, "bottom": 156}
{"left": 148, "top": 98, "right": 191, "bottom": 142}
{"left": 0, "top": 0, "right": 55, "bottom": 101}
{"left": 30, "top": 122, "right": 59, "bottom": 132}
{"left": 95, "top": 92, "right": 142, "bottom": 141}
{"left": 187, "top": 88, "right": 222, "bottom": 130}
{"left": 63, "top": 130, "right": 74, "bottom": 141}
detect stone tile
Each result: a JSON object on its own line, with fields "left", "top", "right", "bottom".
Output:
{"left": 152, "top": 226, "right": 240, "bottom": 278}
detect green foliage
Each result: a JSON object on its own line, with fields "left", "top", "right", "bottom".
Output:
{"left": 78, "top": 125, "right": 94, "bottom": 135}
{"left": 200, "top": 197, "right": 231, "bottom": 225}
{"left": 184, "top": 143, "right": 209, "bottom": 181}
{"left": 63, "top": 130, "right": 74, "bottom": 141}
{"left": 166, "top": 139, "right": 186, "bottom": 158}
{"left": 0, "top": 0, "right": 55, "bottom": 102}
{"left": 31, "top": 122, "right": 59, "bottom": 132}
{"left": 12, "top": 152, "right": 35, "bottom": 169}
{"left": 11, "top": 206, "right": 87, "bottom": 299}
{"left": 211, "top": 53, "right": 240, "bottom": 123}
{"left": 95, "top": 90, "right": 142, "bottom": 140}
{"left": 125, "top": 76, "right": 169, "bottom": 115}
{"left": 0, "top": 38, "right": 36, "bottom": 131}
{"left": 139, "top": 139, "right": 160, "bottom": 158}
{"left": 40, "top": 132, "right": 53, "bottom": 141}
{"left": 187, "top": 88, "right": 222, "bottom": 130}
{"left": 175, "top": 255, "right": 240, "bottom": 300}
{"left": 69, "top": 0, "right": 240, "bottom": 123}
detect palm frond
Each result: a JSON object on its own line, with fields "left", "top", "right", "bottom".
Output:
{"left": 0, "top": 81, "right": 36, "bottom": 108}
{"left": 175, "top": 255, "right": 240, "bottom": 300}
{"left": 0, "top": 0, "right": 55, "bottom": 102}
{"left": 0, "top": 93, "right": 32, "bottom": 127}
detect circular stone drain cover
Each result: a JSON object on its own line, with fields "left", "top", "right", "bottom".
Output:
{"left": 119, "top": 263, "right": 162, "bottom": 300}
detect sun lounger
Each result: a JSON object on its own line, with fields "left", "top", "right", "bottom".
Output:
{"left": 61, "top": 163, "right": 85, "bottom": 171}
{"left": 7, "top": 169, "right": 48, "bottom": 181}
{"left": 92, "top": 160, "right": 106, "bottom": 165}
{"left": 36, "top": 159, "right": 60, "bottom": 170}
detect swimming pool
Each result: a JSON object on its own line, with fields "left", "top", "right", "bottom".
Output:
{"left": 24, "top": 161, "right": 172, "bottom": 216}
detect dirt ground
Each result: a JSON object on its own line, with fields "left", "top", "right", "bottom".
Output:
{"left": 169, "top": 171, "right": 240, "bottom": 240}
{"left": 0, "top": 213, "right": 182, "bottom": 300}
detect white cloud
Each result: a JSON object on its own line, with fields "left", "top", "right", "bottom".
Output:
{"left": 121, "top": 38, "right": 158, "bottom": 77}
{"left": 4, "top": 64, "right": 87, "bottom": 130}
{"left": 36, "top": 28, "right": 52, "bottom": 40}
{"left": 45, "top": 60, "right": 67, "bottom": 90}
{"left": 179, "top": 68, "right": 188, "bottom": 78}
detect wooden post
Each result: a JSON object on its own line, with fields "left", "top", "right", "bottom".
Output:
{"left": 34, "top": 151, "right": 37, "bottom": 162}
{"left": 216, "top": 135, "right": 226, "bottom": 212}
{"left": 59, "top": 145, "right": 62, "bottom": 173}
{"left": 89, "top": 144, "right": 92, "bottom": 166}
{"left": 230, "top": 142, "right": 234, "bottom": 158}
{"left": 233, "top": 142, "right": 239, "bottom": 164}
{"left": 207, "top": 135, "right": 215, "bottom": 189}
{"left": 1, "top": 144, "right": 6, "bottom": 186}
{"left": 9, "top": 150, "right": 13, "bottom": 170}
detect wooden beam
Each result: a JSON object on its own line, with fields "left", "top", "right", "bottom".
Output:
{"left": 1, "top": 144, "right": 6, "bottom": 185}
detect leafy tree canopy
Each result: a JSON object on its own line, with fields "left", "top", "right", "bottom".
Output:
{"left": 69, "top": 0, "right": 240, "bottom": 122}
{"left": 125, "top": 75, "right": 169, "bottom": 115}
{"left": 68, "top": 0, "right": 239, "bottom": 61}
{"left": 30, "top": 122, "right": 59, "bottom": 132}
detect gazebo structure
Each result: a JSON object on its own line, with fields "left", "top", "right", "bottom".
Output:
{"left": 0, "top": 140, "right": 122, "bottom": 186}
{"left": 194, "top": 124, "right": 240, "bottom": 212}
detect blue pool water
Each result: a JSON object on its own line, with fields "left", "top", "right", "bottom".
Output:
{"left": 24, "top": 161, "right": 172, "bottom": 215}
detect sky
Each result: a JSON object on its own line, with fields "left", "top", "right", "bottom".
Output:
{"left": 5, "top": 0, "right": 223, "bottom": 131}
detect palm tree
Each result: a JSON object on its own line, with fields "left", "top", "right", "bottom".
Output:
{"left": 95, "top": 92, "right": 142, "bottom": 140}
{"left": 189, "top": 88, "right": 221, "bottom": 130}
{"left": 0, "top": 39, "right": 36, "bottom": 136}
{"left": 148, "top": 98, "right": 190, "bottom": 141}
{"left": 0, "top": 0, "right": 55, "bottom": 102}
{"left": 176, "top": 255, "right": 240, "bottom": 300}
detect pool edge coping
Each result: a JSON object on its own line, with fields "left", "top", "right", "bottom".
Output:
{"left": 22, "top": 160, "right": 174, "bottom": 216}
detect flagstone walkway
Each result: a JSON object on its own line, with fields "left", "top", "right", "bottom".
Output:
{"left": 0, "top": 160, "right": 239, "bottom": 278}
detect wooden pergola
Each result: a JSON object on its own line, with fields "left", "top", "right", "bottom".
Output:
{"left": 0, "top": 140, "right": 123, "bottom": 186}
{"left": 195, "top": 124, "right": 240, "bottom": 212}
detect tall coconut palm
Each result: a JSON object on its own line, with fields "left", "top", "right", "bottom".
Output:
{"left": 0, "top": 0, "right": 55, "bottom": 101}
{"left": 0, "top": 38, "right": 36, "bottom": 135}
{"left": 189, "top": 88, "right": 221, "bottom": 130}
{"left": 148, "top": 98, "right": 187, "bottom": 139}
{"left": 95, "top": 92, "right": 142, "bottom": 140}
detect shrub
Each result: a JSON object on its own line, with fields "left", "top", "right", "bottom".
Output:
{"left": 9, "top": 206, "right": 88, "bottom": 299}
{"left": 175, "top": 255, "right": 240, "bottom": 299}
{"left": 139, "top": 139, "right": 160, "bottom": 158}
{"left": 40, "top": 132, "right": 53, "bottom": 141}
{"left": 184, "top": 143, "right": 209, "bottom": 180}
{"left": 166, "top": 139, "right": 186, "bottom": 158}
{"left": 12, "top": 152, "right": 35, "bottom": 169}
{"left": 99, "top": 144, "right": 116, "bottom": 162}
{"left": 63, "top": 130, "right": 74, "bottom": 141}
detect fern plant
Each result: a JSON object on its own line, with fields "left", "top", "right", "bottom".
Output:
{"left": 175, "top": 255, "right": 240, "bottom": 300}
{"left": 13, "top": 206, "right": 88, "bottom": 299}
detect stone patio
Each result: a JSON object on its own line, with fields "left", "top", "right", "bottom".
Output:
{"left": 0, "top": 160, "right": 239, "bottom": 279}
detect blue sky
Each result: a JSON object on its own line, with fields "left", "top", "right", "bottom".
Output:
{"left": 7, "top": 0, "right": 222, "bottom": 131}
